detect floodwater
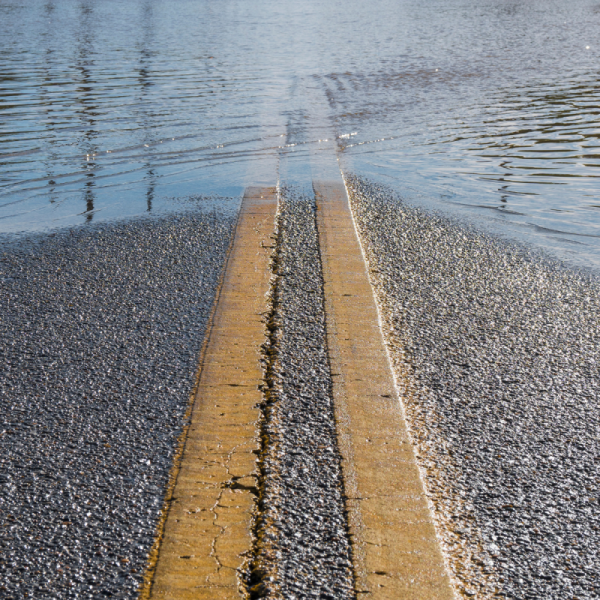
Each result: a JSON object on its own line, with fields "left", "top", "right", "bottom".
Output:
{"left": 1, "top": 0, "right": 600, "bottom": 268}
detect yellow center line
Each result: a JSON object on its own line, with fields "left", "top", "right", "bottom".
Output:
{"left": 141, "top": 187, "right": 277, "bottom": 600}
{"left": 143, "top": 180, "right": 455, "bottom": 599}
{"left": 314, "top": 180, "right": 455, "bottom": 600}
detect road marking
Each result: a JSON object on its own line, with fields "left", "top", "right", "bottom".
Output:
{"left": 141, "top": 187, "right": 277, "bottom": 600}
{"left": 314, "top": 180, "right": 455, "bottom": 599}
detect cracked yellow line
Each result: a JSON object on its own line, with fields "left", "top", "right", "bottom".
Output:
{"left": 314, "top": 180, "right": 455, "bottom": 600}
{"left": 141, "top": 187, "right": 277, "bottom": 600}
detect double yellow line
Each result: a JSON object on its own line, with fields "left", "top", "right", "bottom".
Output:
{"left": 141, "top": 183, "right": 454, "bottom": 599}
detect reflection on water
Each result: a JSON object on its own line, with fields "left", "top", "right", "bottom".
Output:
{"left": 1, "top": 0, "right": 599, "bottom": 266}
{"left": 334, "top": 71, "right": 600, "bottom": 264}
{"left": 339, "top": 75, "right": 600, "bottom": 202}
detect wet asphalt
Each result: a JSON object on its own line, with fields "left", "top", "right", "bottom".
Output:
{"left": 0, "top": 209, "right": 235, "bottom": 599}
{"left": 347, "top": 175, "right": 600, "bottom": 600}
{"left": 248, "top": 188, "right": 355, "bottom": 600}
{"left": 2, "top": 176, "right": 598, "bottom": 600}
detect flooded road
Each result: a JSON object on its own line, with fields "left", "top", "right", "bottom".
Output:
{"left": 2, "top": 0, "right": 600, "bottom": 267}
{"left": 2, "top": 3, "right": 600, "bottom": 599}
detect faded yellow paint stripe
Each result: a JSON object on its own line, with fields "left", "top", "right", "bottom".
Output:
{"left": 314, "top": 181, "right": 455, "bottom": 600}
{"left": 143, "top": 187, "right": 277, "bottom": 600}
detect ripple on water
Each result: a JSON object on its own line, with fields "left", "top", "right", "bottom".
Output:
{"left": 1, "top": 0, "right": 599, "bottom": 265}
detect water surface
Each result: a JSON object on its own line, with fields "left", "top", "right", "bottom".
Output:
{"left": 2, "top": 0, "right": 600, "bottom": 266}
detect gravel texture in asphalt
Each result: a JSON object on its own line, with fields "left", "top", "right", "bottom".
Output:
{"left": 346, "top": 175, "right": 600, "bottom": 600}
{"left": 247, "top": 188, "right": 355, "bottom": 600}
{"left": 0, "top": 208, "right": 235, "bottom": 599}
